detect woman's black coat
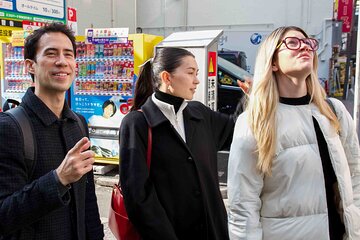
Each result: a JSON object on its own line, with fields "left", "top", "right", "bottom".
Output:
{"left": 119, "top": 97, "right": 234, "bottom": 240}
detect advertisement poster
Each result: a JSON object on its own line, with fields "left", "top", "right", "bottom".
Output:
{"left": 0, "top": 0, "right": 66, "bottom": 23}
{"left": 71, "top": 94, "right": 133, "bottom": 159}
{"left": 85, "top": 28, "right": 129, "bottom": 44}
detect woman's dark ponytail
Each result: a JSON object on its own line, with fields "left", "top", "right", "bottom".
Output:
{"left": 132, "top": 60, "right": 153, "bottom": 111}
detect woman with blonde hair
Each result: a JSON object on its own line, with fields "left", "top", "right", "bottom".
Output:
{"left": 228, "top": 26, "right": 360, "bottom": 239}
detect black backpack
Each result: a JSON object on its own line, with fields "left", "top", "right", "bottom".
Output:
{"left": 4, "top": 104, "right": 86, "bottom": 180}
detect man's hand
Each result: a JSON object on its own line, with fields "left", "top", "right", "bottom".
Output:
{"left": 237, "top": 76, "right": 252, "bottom": 96}
{"left": 56, "top": 137, "right": 95, "bottom": 186}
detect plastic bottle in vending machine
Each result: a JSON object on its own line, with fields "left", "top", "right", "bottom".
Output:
{"left": 91, "top": 44, "right": 96, "bottom": 58}
{"left": 80, "top": 43, "right": 86, "bottom": 58}
{"left": 77, "top": 61, "right": 82, "bottom": 78}
{"left": 5, "top": 62, "right": 11, "bottom": 76}
{"left": 6, "top": 44, "right": 11, "bottom": 58}
{"left": 94, "top": 44, "right": 99, "bottom": 58}
{"left": 19, "top": 61, "right": 24, "bottom": 76}
{"left": 109, "top": 44, "right": 114, "bottom": 57}
{"left": 75, "top": 62, "right": 79, "bottom": 77}
{"left": 107, "top": 60, "right": 113, "bottom": 79}
{"left": 103, "top": 44, "right": 108, "bottom": 57}
{"left": 113, "top": 81, "right": 118, "bottom": 92}
{"left": 100, "top": 61, "right": 105, "bottom": 79}
{"left": 112, "top": 60, "right": 118, "bottom": 79}
{"left": 86, "top": 61, "right": 92, "bottom": 76}
{"left": 10, "top": 45, "right": 14, "bottom": 58}
{"left": 118, "top": 44, "right": 123, "bottom": 56}
{"left": 99, "top": 44, "right": 104, "bottom": 58}
{"left": 91, "top": 61, "right": 96, "bottom": 77}
{"left": 76, "top": 43, "right": 81, "bottom": 57}
{"left": 81, "top": 61, "right": 87, "bottom": 78}
{"left": 95, "top": 61, "right": 100, "bottom": 78}
{"left": 103, "top": 60, "right": 108, "bottom": 79}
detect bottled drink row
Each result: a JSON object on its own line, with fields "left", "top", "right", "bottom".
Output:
{"left": 6, "top": 79, "right": 33, "bottom": 92}
{"left": 76, "top": 59, "right": 134, "bottom": 79}
{"left": 5, "top": 60, "right": 28, "bottom": 77}
{"left": 74, "top": 80, "right": 133, "bottom": 96}
{"left": 76, "top": 41, "right": 134, "bottom": 59}
{"left": 5, "top": 45, "right": 24, "bottom": 59}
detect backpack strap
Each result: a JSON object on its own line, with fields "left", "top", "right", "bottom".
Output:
{"left": 5, "top": 107, "right": 88, "bottom": 181}
{"left": 72, "top": 112, "right": 87, "bottom": 137}
{"left": 2, "top": 98, "right": 20, "bottom": 112}
{"left": 5, "top": 106, "right": 36, "bottom": 179}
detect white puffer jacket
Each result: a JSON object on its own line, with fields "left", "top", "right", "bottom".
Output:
{"left": 228, "top": 98, "right": 360, "bottom": 240}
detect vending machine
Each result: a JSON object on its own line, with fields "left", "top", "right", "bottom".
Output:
{"left": 155, "top": 30, "right": 223, "bottom": 111}
{"left": 70, "top": 28, "right": 162, "bottom": 164}
{"left": 0, "top": 30, "right": 31, "bottom": 108}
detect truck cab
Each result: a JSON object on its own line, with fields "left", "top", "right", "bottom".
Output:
{"left": 217, "top": 56, "right": 252, "bottom": 115}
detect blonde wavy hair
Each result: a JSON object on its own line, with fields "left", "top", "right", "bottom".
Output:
{"left": 247, "top": 26, "right": 340, "bottom": 176}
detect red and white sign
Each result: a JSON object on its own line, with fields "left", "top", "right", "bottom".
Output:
{"left": 67, "top": 7, "right": 78, "bottom": 36}
{"left": 337, "top": 0, "right": 353, "bottom": 33}
{"left": 22, "top": 20, "right": 46, "bottom": 31}
{"left": 208, "top": 51, "right": 217, "bottom": 77}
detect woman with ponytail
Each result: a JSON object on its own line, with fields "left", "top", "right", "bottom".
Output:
{"left": 119, "top": 47, "right": 237, "bottom": 239}
{"left": 227, "top": 26, "right": 360, "bottom": 239}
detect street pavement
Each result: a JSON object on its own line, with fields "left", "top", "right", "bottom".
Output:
{"left": 94, "top": 92, "right": 357, "bottom": 240}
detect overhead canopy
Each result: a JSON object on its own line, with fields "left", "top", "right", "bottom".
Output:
{"left": 156, "top": 30, "right": 223, "bottom": 48}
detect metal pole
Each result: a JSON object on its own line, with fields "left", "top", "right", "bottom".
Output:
{"left": 354, "top": 14, "right": 360, "bottom": 131}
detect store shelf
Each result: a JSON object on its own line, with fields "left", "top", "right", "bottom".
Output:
{"left": 76, "top": 56, "right": 133, "bottom": 62}
{"left": 5, "top": 89, "right": 27, "bottom": 93}
{"left": 5, "top": 76, "right": 32, "bottom": 80}
{"left": 74, "top": 91, "right": 132, "bottom": 96}
{"left": 75, "top": 77, "right": 133, "bottom": 82}
{"left": 4, "top": 58, "right": 24, "bottom": 62}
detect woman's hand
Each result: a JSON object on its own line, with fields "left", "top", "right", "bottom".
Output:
{"left": 237, "top": 76, "right": 252, "bottom": 96}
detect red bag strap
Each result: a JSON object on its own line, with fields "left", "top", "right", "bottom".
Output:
{"left": 138, "top": 109, "right": 152, "bottom": 170}
{"left": 146, "top": 127, "right": 152, "bottom": 170}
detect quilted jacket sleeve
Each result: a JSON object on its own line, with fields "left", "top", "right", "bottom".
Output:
{"left": 227, "top": 112, "right": 264, "bottom": 240}
{"left": 331, "top": 98, "right": 360, "bottom": 209}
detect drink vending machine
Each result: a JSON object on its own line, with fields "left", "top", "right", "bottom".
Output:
{"left": 1, "top": 30, "right": 33, "bottom": 106}
{"left": 70, "top": 29, "right": 163, "bottom": 164}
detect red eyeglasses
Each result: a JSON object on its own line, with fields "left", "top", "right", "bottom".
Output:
{"left": 276, "top": 37, "right": 319, "bottom": 51}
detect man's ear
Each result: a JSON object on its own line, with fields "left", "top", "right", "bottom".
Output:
{"left": 25, "top": 59, "right": 35, "bottom": 74}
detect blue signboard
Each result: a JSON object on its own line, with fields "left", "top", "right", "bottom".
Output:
{"left": 0, "top": 0, "right": 66, "bottom": 23}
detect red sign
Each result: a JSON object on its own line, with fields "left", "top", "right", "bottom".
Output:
{"left": 337, "top": 0, "right": 353, "bottom": 33}
{"left": 208, "top": 51, "right": 217, "bottom": 77}
{"left": 67, "top": 7, "right": 78, "bottom": 36}
{"left": 67, "top": 7, "right": 77, "bottom": 22}
{"left": 120, "top": 103, "right": 130, "bottom": 115}
{"left": 22, "top": 20, "right": 46, "bottom": 31}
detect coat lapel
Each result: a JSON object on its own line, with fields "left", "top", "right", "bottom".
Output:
{"left": 183, "top": 109, "right": 197, "bottom": 147}
{"left": 142, "top": 97, "right": 203, "bottom": 151}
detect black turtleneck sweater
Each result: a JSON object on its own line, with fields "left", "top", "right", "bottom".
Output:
{"left": 155, "top": 91, "right": 184, "bottom": 113}
{"left": 279, "top": 95, "right": 345, "bottom": 240}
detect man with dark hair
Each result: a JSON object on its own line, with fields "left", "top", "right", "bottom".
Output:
{"left": 0, "top": 23, "right": 104, "bottom": 240}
